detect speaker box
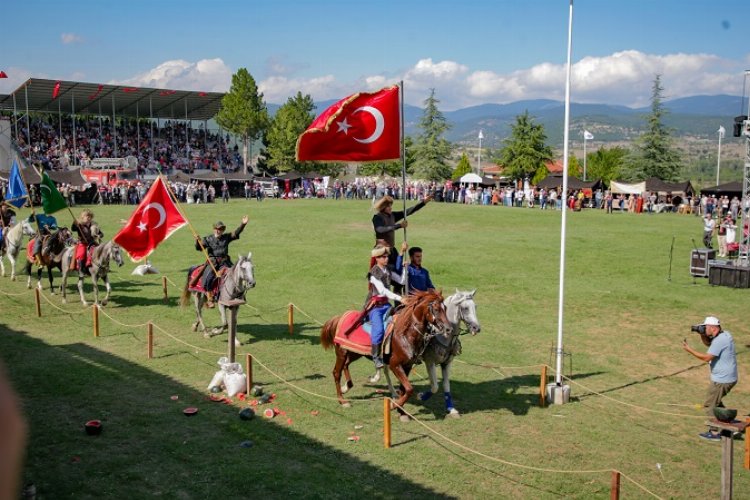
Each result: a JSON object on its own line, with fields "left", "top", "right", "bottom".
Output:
{"left": 691, "top": 249, "right": 715, "bottom": 277}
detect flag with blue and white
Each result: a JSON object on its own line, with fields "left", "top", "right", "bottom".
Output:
{"left": 4, "top": 160, "right": 28, "bottom": 208}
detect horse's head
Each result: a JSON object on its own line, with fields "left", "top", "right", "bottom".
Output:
{"left": 446, "top": 289, "right": 481, "bottom": 335}
{"left": 236, "top": 252, "right": 256, "bottom": 290}
{"left": 111, "top": 243, "right": 124, "bottom": 267}
{"left": 21, "top": 219, "right": 36, "bottom": 237}
{"left": 407, "top": 290, "right": 452, "bottom": 338}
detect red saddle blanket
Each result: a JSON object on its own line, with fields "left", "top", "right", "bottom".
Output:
{"left": 187, "top": 265, "right": 220, "bottom": 295}
{"left": 333, "top": 310, "right": 394, "bottom": 356}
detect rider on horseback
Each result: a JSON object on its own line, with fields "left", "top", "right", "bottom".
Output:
{"left": 195, "top": 216, "right": 248, "bottom": 307}
{"left": 71, "top": 209, "right": 103, "bottom": 274}
{"left": 366, "top": 243, "right": 407, "bottom": 383}
{"left": 0, "top": 203, "right": 16, "bottom": 253}
{"left": 30, "top": 213, "right": 58, "bottom": 265}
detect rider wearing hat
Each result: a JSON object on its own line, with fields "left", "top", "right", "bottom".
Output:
{"left": 196, "top": 215, "right": 249, "bottom": 306}
{"left": 0, "top": 203, "right": 16, "bottom": 253}
{"left": 30, "top": 213, "right": 58, "bottom": 265}
{"left": 72, "top": 209, "right": 103, "bottom": 274}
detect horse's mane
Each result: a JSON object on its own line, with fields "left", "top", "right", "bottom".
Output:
{"left": 392, "top": 289, "right": 444, "bottom": 333}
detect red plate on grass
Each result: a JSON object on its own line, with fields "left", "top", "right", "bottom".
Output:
{"left": 209, "top": 394, "right": 224, "bottom": 402}
{"left": 183, "top": 407, "right": 199, "bottom": 416}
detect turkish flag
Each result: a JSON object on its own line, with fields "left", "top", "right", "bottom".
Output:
{"left": 52, "top": 81, "right": 61, "bottom": 99}
{"left": 296, "top": 85, "right": 400, "bottom": 162}
{"left": 113, "top": 177, "right": 187, "bottom": 262}
{"left": 0, "top": 71, "right": 8, "bottom": 78}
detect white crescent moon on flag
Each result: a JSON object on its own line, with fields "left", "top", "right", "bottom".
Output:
{"left": 40, "top": 185, "right": 52, "bottom": 196}
{"left": 142, "top": 203, "right": 167, "bottom": 229}
{"left": 352, "top": 106, "right": 385, "bottom": 144}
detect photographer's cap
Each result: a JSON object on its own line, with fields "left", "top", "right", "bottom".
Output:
{"left": 701, "top": 316, "right": 720, "bottom": 326}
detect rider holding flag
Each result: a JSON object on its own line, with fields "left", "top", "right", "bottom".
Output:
{"left": 195, "top": 215, "right": 248, "bottom": 307}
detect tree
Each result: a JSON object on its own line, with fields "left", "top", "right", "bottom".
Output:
{"left": 265, "top": 92, "right": 316, "bottom": 173}
{"left": 215, "top": 68, "right": 270, "bottom": 174}
{"left": 623, "top": 75, "right": 682, "bottom": 181}
{"left": 498, "top": 111, "right": 553, "bottom": 181}
{"left": 452, "top": 153, "right": 472, "bottom": 179}
{"left": 585, "top": 146, "right": 628, "bottom": 185}
{"left": 412, "top": 89, "right": 452, "bottom": 181}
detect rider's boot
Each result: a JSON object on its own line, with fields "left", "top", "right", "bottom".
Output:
{"left": 368, "top": 344, "right": 384, "bottom": 383}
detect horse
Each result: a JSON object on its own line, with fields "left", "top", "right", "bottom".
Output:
{"left": 180, "top": 253, "right": 256, "bottom": 344}
{"left": 0, "top": 218, "right": 36, "bottom": 280}
{"left": 418, "top": 290, "right": 481, "bottom": 418}
{"left": 60, "top": 240, "right": 124, "bottom": 306}
{"left": 23, "top": 227, "right": 72, "bottom": 292}
{"left": 320, "top": 289, "right": 452, "bottom": 417}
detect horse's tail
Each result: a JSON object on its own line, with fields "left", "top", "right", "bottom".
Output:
{"left": 320, "top": 315, "right": 341, "bottom": 350}
{"left": 179, "top": 274, "right": 192, "bottom": 308}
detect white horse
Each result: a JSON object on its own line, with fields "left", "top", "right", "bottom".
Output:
{"left": 0, "top": 219, "right": 36, "bottom": 280}
{"left": 60, "top": 240, "right": 124, "bottom": 305}
{"left": 180, "top": 252, "right": 256, "bottom": 344}
{"left": 418, "top": 289, "right": 481, "bottom": 418}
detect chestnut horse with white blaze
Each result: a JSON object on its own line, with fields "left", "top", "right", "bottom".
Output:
{"left": 320, "top": 289, "right": 452, "bottom": 416}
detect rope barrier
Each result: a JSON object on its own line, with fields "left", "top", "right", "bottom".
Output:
{"left": 96, "top": 306, "right": 150, "bottom": 329}
{"left": 290, "top": 303, "right": 325, "bottom": 327}
{"left": 37, "top": 289, "right": 88, "bottom": 315}
{"left": 151, "top": 324, "right": 225, "bottom": 356}
{"left": 388, "top": 399, "right": 663, "bottom": 499}
{"left": 0, "top": 287, "right": 32, "bottom": 297}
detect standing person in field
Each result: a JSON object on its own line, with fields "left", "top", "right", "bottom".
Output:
{"left": 702, "top": 213, "right": 716, "bottom": 248}
{"left": 221, "top": 181, "right": 230, "bottom": 203}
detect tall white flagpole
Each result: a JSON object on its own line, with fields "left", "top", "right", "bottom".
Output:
{"left": 478, "top": 129, "right": 484, "bottom": 175}
{"left": 553, "top": 0, "right": 574, "bottom": 401}
{"left": 716, "top": 125, "right": 725, "bottom": 186}
{"left": 583, "top": 133, "right": 587, "bottom": 181}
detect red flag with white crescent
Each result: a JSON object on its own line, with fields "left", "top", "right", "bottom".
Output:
{"left": 52, "top": 81, "right": 61, "bottom": 99}
{"left": 113, "top": 177, "right": 187, "bottom": 262}
{"left": 296, "top": 85, "right": 400, "bottom": 162}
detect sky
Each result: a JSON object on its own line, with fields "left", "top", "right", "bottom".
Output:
{"left": 2, "top": 0, "right": 750, "bottom": 110}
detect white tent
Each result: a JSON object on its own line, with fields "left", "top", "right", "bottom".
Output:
{"left": 610, "top": 181, "right": 645, "bottom": 195}
{"left": 459, "top": 173, "right": 483, "bottom": 184}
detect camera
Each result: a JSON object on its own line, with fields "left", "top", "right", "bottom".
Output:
{"left": 691, "top": 324, "right": 706, "bottom": 335}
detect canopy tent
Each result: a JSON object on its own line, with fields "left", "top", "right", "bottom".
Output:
{"left": 644, "top": 177, "right": 695, "bottom": 197}
{"left": 459, "top": 173, "right": 483, "bottom": 184}
{"left": 699, "top": 180, "right": 743, "bottom": 198}
{"left": 0, "top": 164, "right": 88, "bottom": 187}
{"left": 536, "top": 175, "right": 603, "bottom": 192}
{"left": 610, "top": 181, "right": 646, "bottom": 195}
{"left": 0, "top": 79, "right": 224, "bottom": 120}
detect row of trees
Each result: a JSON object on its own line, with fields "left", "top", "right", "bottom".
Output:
{"left": 217, "top": 68, "right": 683, "bottom": 184}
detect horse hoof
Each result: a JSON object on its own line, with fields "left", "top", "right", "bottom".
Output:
{"left": 341, "top": 402, "right": 351, "bottom": 408}
{"left": 234, "top": 338, "right": 242, "bottom": 347}
{"left": 446, "top": 409, "right": 461, "bottom": 418}
{"left": 203, "top": 332, "right": 212, "bottom": 339}
{"left": 81, "top": 302, "right": 88, "bottom": 307}
{"left": 62, "top": 298, "right": 67, "bottom": 304}
{"left": 101, "top": 300, "right": 108, "bottom": 306}
{"left": 340, "top": 385, "right": 350, "bottom": 394}
{"left": 399, "top": 414, "right": 411, "bottom": 422}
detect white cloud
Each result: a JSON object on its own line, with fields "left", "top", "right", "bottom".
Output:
{"left": 61, "top": 33, "right": 84, "bottom": 44}
{"left": 110, "top": 58, "right": 232, "bottom": 92}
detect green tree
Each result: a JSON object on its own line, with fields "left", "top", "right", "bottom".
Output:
{"left": 452, "top": 153, "right": 472, "bottom": 179}
{"left": 215, "top": 68, "right": 270, "bottom": 174}
{"left": 498, "top": 111, "right": 553, "bottom": 181}
{"left": 585, "top": 146, "right": 628, "bottom": 185}
{"left": 359, "top": 137, "right": 414, "bottom": 177}
{"left": 265, "top": 92, "right": 316, "bottom": 173}
{"left": 623, "top": 75, "right": 682, "bottom": 181}
{"left": 412, "top": 89, "right": 452, "bottom": 181}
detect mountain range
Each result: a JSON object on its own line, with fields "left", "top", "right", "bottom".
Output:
{"left": 272, "top": 94, "right": 748, "bottom": 148}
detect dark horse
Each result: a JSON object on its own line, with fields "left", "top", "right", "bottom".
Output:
{"left": 320, "top": 290, "right": 452, "bottom": 417}
{"left": 24, "top": 227, "right": 72, "bottom": 292}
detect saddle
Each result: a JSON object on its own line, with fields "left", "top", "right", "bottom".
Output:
{"left": 187, "top": 264, "right": 227, "bottom": 296}
{"left": 70, "top": 245, "right": 96, "bottom": 271}
{"left": 333, "top": 310, "right": 394, "bottom": 356}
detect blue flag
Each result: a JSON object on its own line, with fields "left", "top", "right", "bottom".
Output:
{"left": 4, "top": 160, "right": 28, "bottom": 208}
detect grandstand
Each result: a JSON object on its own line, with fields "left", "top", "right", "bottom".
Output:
{"left": 0, "top": 78, "right": 252, "bottom": 175}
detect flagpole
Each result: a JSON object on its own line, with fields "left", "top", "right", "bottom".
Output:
{"left": 158, "top": 174, "right": 219, "bottom": 276}
{"left": 29, "top": 162, "right": 80, "bottom": 238}
{"left": 399, "top": 80, "right": 410, "bottom": 294}
{"left": 13, "top": 155, "right": 34, "bottom": 216}
{"left": 583, "top": 133, "right": 587, "bottom": 182}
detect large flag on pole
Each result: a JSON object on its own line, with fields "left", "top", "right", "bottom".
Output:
{"left": 4, "top": 160, "right": 28, "bottom": 208}
{"left": 296, "top": 86, "right": 400, "bottom": 162}
{"left": 39, "top": 172, "right": 67, "bottom": 214}
{"left": 583, "top": 130, "right": 594, "bottom": 140}
{"left": 113, "top": 177, "right": 187, "bottom": 262}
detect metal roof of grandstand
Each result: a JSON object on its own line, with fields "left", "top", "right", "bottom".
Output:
{"left": 0, "top": 79, "right": 224, "bottom": 121}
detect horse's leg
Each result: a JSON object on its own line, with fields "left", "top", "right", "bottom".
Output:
{"left": 91, "top": 273, "right": 100, "bottom": 305}
{"left": 61, "top": 269, "right": 68, "bottom": 303}
{"left": 36, "top": 267, "right": 43, "bottom": 291}
{"left": 418, "top": 361, "right": 439, "bottom": 401}
{"left": 46, "top": 267, "right": 54, "bottom": 294}
{"left": 25, "top": 261, "right": 32, "bottom": 289}
{"left": 332, "top": 348, "right": 350, "bottom": 406}
{"left": 0, "top": 251, "right": 5, "bottom": 277}
{"left": 389, "top": 362, "right": 415, "bottom": 422}
{"left": 101, "top": 275, "right": 111, "bottom": 306}
{"left": 77, "top": 274, "right": 88, "bottom": 306}
{"left": 211, "top": 304, "right": 229, "bottom": 336}
{"left": 194, "top": 294, "right": 207, "bottom": 334}
{"left": 442, "top": 360, "right": 459, "bottom": 417}
{"left": 341, "top": 356, "right": 355, "bottom": 394}
{"left": 8, "top": 252, "right": 15, "bottom": 281}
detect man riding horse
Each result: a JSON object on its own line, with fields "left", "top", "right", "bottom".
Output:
{"left": 30, "top": 213, "right": 58, "bottom": 265}
{"left": 71, "top": 209, "right": 103, "bottom": 275}
{"left": 194, "top": 215, "right": 248, "bottom": 307}
{"left": 0, "top": 203, "right": 16, "bottom": 253}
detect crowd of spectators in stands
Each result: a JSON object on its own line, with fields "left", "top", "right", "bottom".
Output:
{"left": 12, "top": 115, "right": 244, "bottom": 174}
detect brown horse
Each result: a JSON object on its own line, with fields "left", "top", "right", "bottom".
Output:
{"left": 24, "top": 227, "right": 72, "bottom": 292}
{"left": 320, "top": 290, "right": 452, "bottom": 415}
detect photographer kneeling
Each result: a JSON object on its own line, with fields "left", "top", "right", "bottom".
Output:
{"left": 682, "top": 316, "right": 737, "bottom": 442}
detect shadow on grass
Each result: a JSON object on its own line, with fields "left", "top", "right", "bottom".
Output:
{"left": 0, "top": 322, "right": 457, "bottom": 499}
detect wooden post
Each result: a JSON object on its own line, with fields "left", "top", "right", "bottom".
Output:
{"left": 162, "top": 276, "right": 168, "bottom": 303}
{"left": 288, "top": 303, "right": 294, "bottom": 335}
{"left": 383, "top": 397, "right": 392, "bottom": 449}
{"left": 227, "top": 306, "right": 237, "bottom": 363}
{"left": 745, "top": 417, "right": 750, "bottom": 470}
{"left": 92, "top": 304, "right": 99, "bottom": 338}
{"left": 147, "top": 322, "right": 154, "bottom": 359}
{"left": 539, "top": 365, "right": 547, "bottom": 407}
{"left": 34, "top": 288, "right": 41, "bottom": 317}
{"left": 721, "top": 431, "right": 733, "bottom": 500}
{"left": 610, "top": 471, "right": 620, "bottom": 500}
{"left": 246, "top": 353, "right": 253, "bottom": 393}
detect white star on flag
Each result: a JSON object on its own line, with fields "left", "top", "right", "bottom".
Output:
{"left": 337, "top": 118, "right": 352, "bottom": 134}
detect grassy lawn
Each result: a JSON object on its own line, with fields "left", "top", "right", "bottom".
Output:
{"left": 1, "top": 197, "right": 748, "bottom": 499}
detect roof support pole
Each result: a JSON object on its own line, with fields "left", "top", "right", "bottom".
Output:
{"left": 71, "top": 93, "right": 76, "bottom": 167}
{"left": 112, "top": 94, "right": 117, "bottom": 157}
{"left": 98, "top": 101, "right": 102, "bottom": 137}
{"left": 58, "top": 97, "right": 63, "bottom": 166}
{"left": 185, "top": 99, "right": 189, "bottom": 171}
{"left": 24, "top": 83, "right": 30, "bottom": 152}
{"left": 204, "top": 119, "right": 208, "bottom": 164}
{"left": 136, "top": 101, "right": 140, "bottom": 171}
{"left": 12, "top": 93, "right": 18, "bottom": 141}
{"left": 149, "top": 97, "right": 154, "bottom": 165}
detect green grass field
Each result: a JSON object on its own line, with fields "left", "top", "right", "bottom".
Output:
{"left": 1, "top": 198, "right": 748, "bottom": 499}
